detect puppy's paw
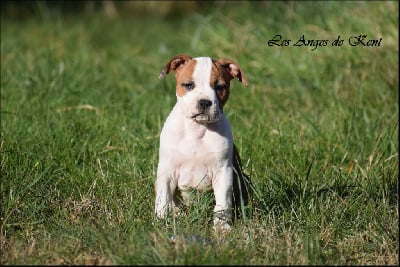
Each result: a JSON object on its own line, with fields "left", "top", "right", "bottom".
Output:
{"left": 213, "top": 214, "right": 232, "bottom": 237}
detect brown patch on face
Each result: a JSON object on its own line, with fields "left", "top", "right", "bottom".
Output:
{"left": 211, "top": 60, "right": 232, "bottom": 108}
{"left": 175, "top": 60, "right": 197, "bottom": 97}
{"left": 211, "top": 58, "right": 248, "bottom": 108}
{"left": 159, "top": 54, "right": 198, "bottom": 97}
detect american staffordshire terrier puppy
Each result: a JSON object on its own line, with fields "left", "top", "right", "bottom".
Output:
{"left": 155, "top": 54, "right": 249, "bottom": 231}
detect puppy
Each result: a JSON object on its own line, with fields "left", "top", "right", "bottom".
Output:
{"left": 155, "top": 54, "right": 249, "bottom": 231}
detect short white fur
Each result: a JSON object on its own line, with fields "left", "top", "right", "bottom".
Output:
{"left": 155, "top": 56, "right": 235, "bottom": 232}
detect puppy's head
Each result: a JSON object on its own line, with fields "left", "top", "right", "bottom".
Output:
{"left": 160, "top": 54, "right": 247, "bottom": 124}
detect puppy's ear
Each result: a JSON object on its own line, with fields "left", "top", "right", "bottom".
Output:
{"left": 159, "top": 54, "right": 192, "bottom": 79}
{"left": 216, "top": 58, "right": 248, "bottom": 87}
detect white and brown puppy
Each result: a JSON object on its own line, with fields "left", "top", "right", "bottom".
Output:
{"left": 155, "top": 54, "right": 249, "bottom": 231}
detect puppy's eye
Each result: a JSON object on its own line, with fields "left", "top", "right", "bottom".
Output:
{"left": 182, "top": 82, "right": 195, "bottom": 91}
{"left": 214, "top": 84, "right": 225, "bottom": 92}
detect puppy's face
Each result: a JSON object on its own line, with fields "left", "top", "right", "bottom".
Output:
{"left": 159, "top": 55, "right": 248, "bottom": 124}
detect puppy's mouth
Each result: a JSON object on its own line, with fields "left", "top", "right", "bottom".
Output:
{"left": 191, "top": 113, "right": 220, "bottom": 123}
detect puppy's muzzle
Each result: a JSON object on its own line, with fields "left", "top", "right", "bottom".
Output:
{"left": 197, "top": 99, "right": 212, "bottom": 113}
{"left": 191, "top": 98, "right": 221, "bottom": 123}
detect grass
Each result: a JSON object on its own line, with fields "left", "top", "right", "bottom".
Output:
{"left": 1, "top": 1, "right": 398, "bottom": 265}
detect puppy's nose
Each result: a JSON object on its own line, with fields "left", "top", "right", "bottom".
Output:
{"left": 198, "top": 99, "right": 212, "bottom": 112}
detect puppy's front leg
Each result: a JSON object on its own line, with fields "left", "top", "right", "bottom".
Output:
{"left": 154, "top": 174, "right": 175, "bottom": 219}
{"left": 212, "top": 166, "right": 233, "bottom": 231}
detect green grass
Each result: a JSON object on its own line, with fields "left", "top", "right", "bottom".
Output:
{"left": 1, "top": 1, "right": 398, "bottom": 265}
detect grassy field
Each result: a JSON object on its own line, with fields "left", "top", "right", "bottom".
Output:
{"left": 1, "top": 1, "right": 398, "bottom": 265}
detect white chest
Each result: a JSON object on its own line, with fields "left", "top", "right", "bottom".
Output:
{"left": 158, "top": 104, "right": 233, "bottom": 191}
